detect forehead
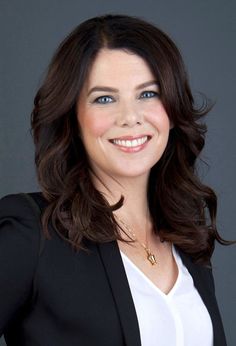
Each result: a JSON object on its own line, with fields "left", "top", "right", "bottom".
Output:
{"left": 84, "top": 48, "right": 155, "bottom": 88}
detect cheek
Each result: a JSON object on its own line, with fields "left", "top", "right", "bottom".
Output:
{"left": 145, "top": 103, "right": 170, "bottom": 130}
{"left": 79, "top": 111, "right": 114, "bottom": 138}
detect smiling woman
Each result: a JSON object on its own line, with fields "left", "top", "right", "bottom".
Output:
{"left": 77, "top": 49, "right": 170, "bottom": 178}
{"left": 0, "top": 13, "right": 233, "bottom": 346}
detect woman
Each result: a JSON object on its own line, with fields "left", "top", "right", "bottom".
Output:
{"left": 0, "top": 14, "right": 232, "bottom": 346}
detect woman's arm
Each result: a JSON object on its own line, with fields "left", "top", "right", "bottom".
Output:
{"left": 0, "top": 194, "right": 40, "bottom": 335}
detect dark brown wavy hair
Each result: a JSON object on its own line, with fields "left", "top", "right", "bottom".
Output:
{"left": 31, "top": 14, "right": 232, "bottom": 265}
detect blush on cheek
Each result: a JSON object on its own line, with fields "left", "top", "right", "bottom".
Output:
{"left": 144, "top": 103, "right": 170, "bottom": 128}
{"left": 82, "top": 113, "right": 114, "bottom": 137}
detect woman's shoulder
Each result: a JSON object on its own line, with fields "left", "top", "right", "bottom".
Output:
{"left": 0, "top": 192, "right": 48, "bottom": 253}
{"left": 0, "top": 192, "right": 47, "bottom": 216}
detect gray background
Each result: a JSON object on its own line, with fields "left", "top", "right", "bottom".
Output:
{"left": 0, "top": 0, "right": 235, "bottom": 345}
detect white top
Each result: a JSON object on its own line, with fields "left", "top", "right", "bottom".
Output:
{"left": 120, "top": 244, "right": 213, "bottom": 346}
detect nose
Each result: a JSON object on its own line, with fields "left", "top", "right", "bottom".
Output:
{"left": 116, "top": 101, "right": 143, "bottom": 127}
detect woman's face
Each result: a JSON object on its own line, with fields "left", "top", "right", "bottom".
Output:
{"left": 76, "top": 48, "right": 171, "bottom": 181}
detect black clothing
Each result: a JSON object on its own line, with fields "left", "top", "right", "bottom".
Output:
{"left": 0, "top": 193, "right": 226, "bottom": 345}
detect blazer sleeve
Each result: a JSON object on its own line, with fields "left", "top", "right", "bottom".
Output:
{"left": 0, "top": 193, "right": 40, "bottom": 335}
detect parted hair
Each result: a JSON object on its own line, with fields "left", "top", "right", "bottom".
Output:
{"left": 31, "top": 14, "right": 231, "bottom": 265}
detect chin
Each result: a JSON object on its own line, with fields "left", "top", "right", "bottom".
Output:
{"left": 112, "top": 167, "right": 152, "bottom": 179}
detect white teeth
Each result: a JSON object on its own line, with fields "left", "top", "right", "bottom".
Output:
{"left": 112, "top": 136, "right": 148, "bottom": 147}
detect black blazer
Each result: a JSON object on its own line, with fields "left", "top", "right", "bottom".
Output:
{"left": 0, "top": 193, "right": 226, "bottom": 346}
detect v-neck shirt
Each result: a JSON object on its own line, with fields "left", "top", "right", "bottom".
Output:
{"left": 120, "top": 244, "right": 213, "bottom": 346}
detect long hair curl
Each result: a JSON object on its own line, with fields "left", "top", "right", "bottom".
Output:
{"left": 31, "top": 14, "right": 232, "bottom": 265}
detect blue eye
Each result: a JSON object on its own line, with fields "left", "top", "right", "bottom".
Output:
{"left": 94, "top": 96, "right": 113, "bottom": 104}
{"left": 140, "top": 91, "right": 158, "bottom": 99}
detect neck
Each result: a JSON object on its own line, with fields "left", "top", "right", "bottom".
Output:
{"left": 91, "top": 168, "right": 152, "bottom": 232}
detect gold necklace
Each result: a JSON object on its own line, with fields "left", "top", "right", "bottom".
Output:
{"left": 116, "top": 216, "right": 157, "bottom": 266}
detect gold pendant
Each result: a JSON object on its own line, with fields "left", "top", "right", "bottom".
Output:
{"left": 147, "top": 252, "right": 157, "bottom": 265}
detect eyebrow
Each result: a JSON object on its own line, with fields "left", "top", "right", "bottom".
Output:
{"left": 87, "top": 80, "right": 159, "bottom": 96}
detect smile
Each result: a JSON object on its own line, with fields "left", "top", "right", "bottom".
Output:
{"left": 112, "top": 136, "right": 148, "bottom": 147}
{"left": 109, "top": 135, "right": 152, "bottom": 152}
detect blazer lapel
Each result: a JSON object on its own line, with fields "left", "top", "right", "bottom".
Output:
{"left": 177, "top": 248, "right": 227, "bottom": 346}
{"left": 97, "top": 241, "right": 142, "bottom": 346}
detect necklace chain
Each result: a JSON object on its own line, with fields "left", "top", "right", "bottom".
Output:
{"left": 116, "top": 216, "right": 157, "bottom": 266}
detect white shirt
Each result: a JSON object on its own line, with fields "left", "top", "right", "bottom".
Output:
{"left": 120, "top": 244, "right": 213, "bottom": 346}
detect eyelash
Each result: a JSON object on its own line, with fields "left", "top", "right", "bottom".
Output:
{"left": 93, "top": 91, "right": 160, "bottom": 104}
